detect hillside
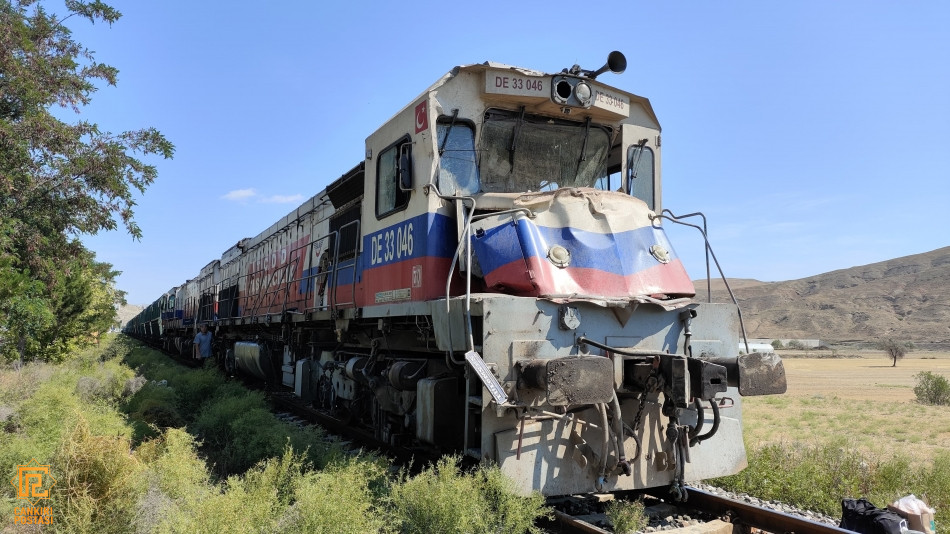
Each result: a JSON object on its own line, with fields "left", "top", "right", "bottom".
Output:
{"left": 696, "top": 246, "right": 950, "bottom": 344}
{"left": 116, "top": 304, "right": 143, "bottom": 328}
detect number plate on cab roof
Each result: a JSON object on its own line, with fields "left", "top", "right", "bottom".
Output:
{"left": 484, "top": 70, "right": 546, "bottom": 98}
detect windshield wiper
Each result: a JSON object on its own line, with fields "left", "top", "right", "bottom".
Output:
{"left": 438, "top": 108, "right": 459, "bottom": 156}
{"left": 626, "top": 138, "right": 647, "bottom": 192}
{"left": 508, "top": 106, "right": 526, "bottom": 171}
{"left": 574, "top": 117, "right": 592, "bottom": 182}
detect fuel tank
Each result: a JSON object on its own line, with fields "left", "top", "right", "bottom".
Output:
{"left": 234, "top": 342, "right": 270, "bottom": 381}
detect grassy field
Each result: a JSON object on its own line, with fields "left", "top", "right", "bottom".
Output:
{"left": 717, "top": 350, "right": 950, "bottom": 532}
{"left": 744, "top": 351, "right": 950, "bottom": 462}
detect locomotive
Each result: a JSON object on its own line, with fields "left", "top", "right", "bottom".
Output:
{"left": 126, "top": 52, "right": 787, "bottom": 499}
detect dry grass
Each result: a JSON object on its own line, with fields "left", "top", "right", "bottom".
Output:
{"left": 2, "top": 338, "right": 553, "bottom": 533}
{"left": 743, "top": 351, "right": 950, "bottom": 464}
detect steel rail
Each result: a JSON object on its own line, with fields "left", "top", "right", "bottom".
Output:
{"left": 546, "top": 510, "right": 612, "bottom": 534}
{"left": 683, "top": 486, "right": 852, "bottom": 534}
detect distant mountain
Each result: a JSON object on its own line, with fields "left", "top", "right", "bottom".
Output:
{"left": 695, "top": 246, "right": 950, "bottom": 344}
{"left": 116, "top": 304, "right": 143, "bottom": 328}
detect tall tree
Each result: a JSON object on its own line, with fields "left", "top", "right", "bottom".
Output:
{"left": 0, "top": 0, "right": 172, "bottom": 361}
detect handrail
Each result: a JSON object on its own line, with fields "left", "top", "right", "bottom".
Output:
{"left": 281, "top": 232, "right": 335, "bottom": 313}
{"left": 222, "top": 219, "right": 362, "bottom": 322}
{"left": 294, "top": 233, "right": 333, "bottom": 312}
{"left": 653, "top": 210, "right": 750, "bottom": 355}
{"left": 660, "top": 209, "right": 711, "bottom": 303}
{"left": 422, "top": 182, "right": 478, "bottom": 363}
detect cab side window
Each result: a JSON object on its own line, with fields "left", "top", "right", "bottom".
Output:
{"left": 376, "top": 136, "right": 412, "bottom": 218}
{"left": 626, "top": 144, "right": 655, "bottom": 209}
{"left": 437, "top": 121, "right": 479, "bottom": 195}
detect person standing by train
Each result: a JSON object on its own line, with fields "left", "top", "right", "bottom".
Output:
{"left": 194, "top": 323, "right": 213, "bottom": 364}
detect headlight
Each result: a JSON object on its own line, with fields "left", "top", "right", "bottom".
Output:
{"left": 574, "top": 82, "right": 592, "bottom": 107}
{"left": 547, "top": 245, "right": 571, "bottom": 268}
{"left": 550, "top": 75, "right": 594, "bottom": 109}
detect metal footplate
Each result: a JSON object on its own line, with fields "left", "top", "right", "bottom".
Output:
{"left": 465, "top": 350, "right": 509, "bottom": 405}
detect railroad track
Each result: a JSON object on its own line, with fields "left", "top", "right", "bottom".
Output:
{"left": 547, "top": 486, "right": 853, "bottom": 534}
{"left": 267, "top": 390, "right": 425, "bottom": 467}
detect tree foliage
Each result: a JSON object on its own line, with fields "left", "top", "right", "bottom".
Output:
{"left": 877, "top": 338, "right": 911, "bottom": 367}
{"left": 0, "top": 0, "right": 171, "bottom": 361}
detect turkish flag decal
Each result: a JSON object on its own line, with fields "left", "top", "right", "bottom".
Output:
{"left": 414, "top": 100, "right": 428, "bottom": 133}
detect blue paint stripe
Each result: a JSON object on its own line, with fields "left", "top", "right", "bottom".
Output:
{"left": 473, "top": 219, "right": 679, "bottom": 277}
{"left": 292, "top": 213, "right": 456, "bottom": 296}
{"left": 361, "top": 212, "right": 456, "bottom": 270}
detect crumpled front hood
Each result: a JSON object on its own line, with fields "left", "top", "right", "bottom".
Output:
{"left": 470, "top": 188, "right": 695, "bottom": 307}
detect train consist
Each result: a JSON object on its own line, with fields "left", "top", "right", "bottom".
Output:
{"left": 126, "top": 52, "right": 786, "bottom": 499}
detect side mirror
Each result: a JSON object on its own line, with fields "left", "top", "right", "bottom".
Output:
{"left": 398, "top": 145, "right": 413, "bottom": 191}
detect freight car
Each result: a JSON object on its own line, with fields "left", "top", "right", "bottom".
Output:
{"left": 126, "top": 52, "right": 787, "bottom": 499}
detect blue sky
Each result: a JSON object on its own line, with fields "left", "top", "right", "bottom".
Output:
{"left": 68, "top": 1, "right": 950, "bottom": 305}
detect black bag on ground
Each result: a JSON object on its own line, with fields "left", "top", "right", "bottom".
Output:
{"left": 840, "top": 498, "right": 906, "bottom": 534}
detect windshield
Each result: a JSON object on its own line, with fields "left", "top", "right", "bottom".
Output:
{"left": 479, "top": 109, "right": 611, "bottom": 193}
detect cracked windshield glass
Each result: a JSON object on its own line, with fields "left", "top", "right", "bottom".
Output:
{"left": 479, "top": 110, "right": 611, "bottom": 193}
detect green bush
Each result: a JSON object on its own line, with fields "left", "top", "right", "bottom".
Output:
{"left": 4, "top": 339, "right": 554, "bottom": 533}
{"left": 279, "top": 456, "right": 392, "bottom": 533}
{"left": 74, "top": 362, "right": 133, "bottom": 403}
{"left": 914, "top": 371, "right": 950, "bottom": 406}
{"left": 13, "top": 373, "right": 131, "bottom": 463}
{"left": 135, "top": 428, "right": 212, "bottom": 502}
{"left": 714, "top": 440, "right": 949, "bottom": 530}
{"left": 605, "top": 498, "right": 648, "bottom": 534}
{"left": 189, "top": 383, "right": 336, "bottom": 478}
{"left": 51, "top": 416, "right": 143, "bottom": 534}
{"left": 122, "top": 343, "right": 342, "bottom": 477}
{"left": 124, "top": 381, "right": 186, "bottom": 441}
{"left": 192, "top": 390, "right": 288, "bottom": 476}
{"left": 166, "top": 447, "right": 306, "bottom": 534}
{"left": 172, "top": 367, "right": 225, "bottom": 416}
{"left": 389, "top": 456, "right": 548, "bottom": 534}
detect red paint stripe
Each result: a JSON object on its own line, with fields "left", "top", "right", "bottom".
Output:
{"left": 352, "top": 256, "right": 461, "bottom": 307}
{"left": 485, "top": 256, "right": 695, "bottom": 298}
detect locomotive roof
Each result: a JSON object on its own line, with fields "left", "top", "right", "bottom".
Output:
{"left": 370, "top": 60, "right": 660, "bottom": 138}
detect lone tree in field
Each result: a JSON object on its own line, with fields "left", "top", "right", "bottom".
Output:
{"left": 878, "top": 339, "right": 911, "bottom": 367}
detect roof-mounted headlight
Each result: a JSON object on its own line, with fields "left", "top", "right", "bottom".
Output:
{"left": 551, "top": 75, "right": 594, "bottom": 108}
{"left": 554, "top": 79, "right": 573, "bottom": 102}
{"left": 574, "top": 82, "right": 592, "bottom": 107}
